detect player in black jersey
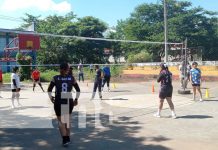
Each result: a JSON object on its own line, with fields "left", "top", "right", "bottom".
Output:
{"left": 91, "top": 65, "right": 103, "bottom": 100}
{"left": 47, "top": 63, "right": 80, "bottom": 147}
{"left": 154, "top": 63, "right": 176, "bottom": 118}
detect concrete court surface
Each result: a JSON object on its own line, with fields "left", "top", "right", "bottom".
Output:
{"left": 0, "top": 81, "right": 218, "bottom": 150}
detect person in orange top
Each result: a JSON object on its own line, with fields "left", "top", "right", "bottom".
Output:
{"left": 32, "top": 67, "right": 44, "bottom": 92}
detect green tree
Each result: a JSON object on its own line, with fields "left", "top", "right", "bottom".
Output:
{"left": 115, "top": 0, "right": 218, "bottom": 61}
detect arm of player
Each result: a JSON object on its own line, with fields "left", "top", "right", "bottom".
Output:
{"left": 47, "top": 81, "right": 55, "bottom": 103}
{"left": 157, "top": 73, "right": 164, "bottom": 83}
{"left": 12, "top": 79, "right": 18, "bottom": 91}
{"left": 73, "top": 82, "right": 80, "bottom": 106}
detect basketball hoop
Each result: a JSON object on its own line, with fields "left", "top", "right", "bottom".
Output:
{"left": 18, "top": 34, "right": 40, "bottom": 50}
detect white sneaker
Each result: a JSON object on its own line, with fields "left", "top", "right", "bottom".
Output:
{"left": 199, "top": 98, "right": 203, "bottom": 102}
{"left": 171, "top": 113, "right": 177, "bottom": 119}
{"left": 11, "top": 105, "right": 15, "bottom": 109}
{"left": 153, "top": 113, "right": 161, "bottom": 118}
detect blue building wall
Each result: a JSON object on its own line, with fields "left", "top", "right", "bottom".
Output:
{"left": 0, "top": 30, "right": 37, "bottom": 73}
{"left": 0, "top": 35, "right": 18, "bottom": 72}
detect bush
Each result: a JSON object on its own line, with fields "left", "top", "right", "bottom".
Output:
{"left": 40, "top": 70, "right": 59, "bottom": 82}
{"left": 110, "top": 65, "right": 124, "bottom": 77}
{"left": 127, "top": 51, "right": 152, "bottom": 63}
{"left": 16, "top": 53, "right": 32, "bottom": 81}
{"left": 3, "top": 73, "right": 11, "bottom": 83}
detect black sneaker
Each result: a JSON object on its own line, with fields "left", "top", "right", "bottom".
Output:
{"left": 66, "top": 136, "right": 71, "bottom": 144}
{"left": 62, "top": 137, "right": 70, "bottom": 147}
{"left": 62, "top": 140, "right": 69, "bottom": 147}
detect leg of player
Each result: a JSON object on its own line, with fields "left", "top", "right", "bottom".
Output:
{"left": 98, "top": 80, "right": 102, "bottom": 99}
{"left": 197, "top": 86, "right": 203, "bottom": 101}
{"left": 16, "top": 90, "right": 22, "bottom": 107}
{"left": 192, "top": 86, "right": 197, "bottom": 101}
{"left": 65, "top": 115, "right": 71, "bottom": 143}
{"left": 11, "top": 90, "right": 16, "bottom": 108}
{"left": 102, "top": 78, "right": 106, "bottom": 91}
{"left": 81, "top": 73, "right": 84, "bottom": 82}
{"left": 107, "top": 76, "right": 110, "bottom": 91}
{"left": 91, "top": 82, "right": 98, "bottom": 99}
{"left": 33, "top": 80, "right": 36, "bottom": 91}
{"left": 38, "top": 82, "right": 45, "bottom": 92}
{"left": 65, "top": 101, "right": 73, "bottom": 144}
{"left": 154, "top": 99, "right": 164, "bottom": 117}
{"left": 166, "top": 97, "right": 176, "bottom": 118}
{"left": 78, "top": 74, "right": 81, "bottom": 82}
{"left": 57, "top": 116, "right": 69, "bottom": 146}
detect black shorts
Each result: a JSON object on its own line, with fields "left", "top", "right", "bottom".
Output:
{"left": 54, "top": 100, "right": 74, "bottom": 116}
{"left": 159, "top": 86, "right": 173, "bottom": 99}
{"left": 192, "top": 84, "right": 200, "bottom": 87}
{"left": 34, "top": 78, "right": 40, "bottom": 82}
{"left": 12, "top": 88, "right": 21, "bottom": 92}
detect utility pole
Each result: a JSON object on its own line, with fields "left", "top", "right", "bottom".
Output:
{"left": 164, "top": 0, "right": 168, "bottom": 63}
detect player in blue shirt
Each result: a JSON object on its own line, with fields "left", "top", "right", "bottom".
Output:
{"left": 190, "top": 62, "right": 203, "bottom": 101}
{"left": 102, "top": 65, "right": 111, "bottom": 92}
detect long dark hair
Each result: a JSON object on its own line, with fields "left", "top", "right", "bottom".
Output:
{"left": 160, "top": 63, "right": 171, "bottom": 75}
{"left": 60, "top": 62, "right": 69, "bottom": 75}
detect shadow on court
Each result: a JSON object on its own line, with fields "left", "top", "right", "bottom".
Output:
{"left": 176, "top": 115, "right": 213, "bottom": 119}
{"left": 110, "top": 90, "right": 132, "bottom": 93}
{"left": 0, "top": 111, "right": 172, "bottom": 150}
{"left": 101, "top": 98, "right": 128, "bottom": 101}
{"left": 203, "top": 100, "right": 218, "bottom": 102}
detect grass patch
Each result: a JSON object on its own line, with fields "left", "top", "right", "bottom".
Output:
{"left": 3, "top": 73, "right": 11, "bottom": 83}
{"left": 40, "top": 70, "right": 59, "bottom": 82}
{"left": 2, "top": 65, "right": 124, "bottom": 83}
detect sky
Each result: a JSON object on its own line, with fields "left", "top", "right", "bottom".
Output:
{"left": 0, "top": 0, "right": 217, "bottom": 29}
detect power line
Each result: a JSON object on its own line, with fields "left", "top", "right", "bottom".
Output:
{"left": 0, "top": 28, "right": 183, "bottom": 45}
{"left": 0, "top": 15, "right": 24, "bottom": 22}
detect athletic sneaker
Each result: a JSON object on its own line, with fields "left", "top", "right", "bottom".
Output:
{"left": 153, "top": 113, "right": 161, "bottom": 118}
{"left": 171, "top": 113, "right": 177, "bottom": 119}
{"left": 62, "top": 141, "right": 69, "bottom": 147}
{"left": 199, "top": 98, "right": 203, "bottom": 102}
{"left": 62, "top": 139, "right": 70, "bottom": 147}
{"left": 11, "top": 105, "right": 15, "bottom": 109}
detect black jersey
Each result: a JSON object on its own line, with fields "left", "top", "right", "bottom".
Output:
{"left": 48, "top": 75, "right": 77, "bottom": 104}
{"left": 157, "top": 70, "right": 172, "bottom": 87}
{"left": 95, "top": 69, "right": 103, "bottom": 82}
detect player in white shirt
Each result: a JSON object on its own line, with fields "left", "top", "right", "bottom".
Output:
{"left": 11, "top": 67, "right": 22, "bottom": 108}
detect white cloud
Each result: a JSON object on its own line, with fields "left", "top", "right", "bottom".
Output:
{"left": 0, "top": 0, "right": 71, "bottom": 13}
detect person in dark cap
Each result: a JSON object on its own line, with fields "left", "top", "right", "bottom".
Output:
{"left": 154, "top": 63, "right": 176, "bottom": 118}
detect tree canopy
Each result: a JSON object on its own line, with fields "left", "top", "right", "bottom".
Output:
{"left": 20, "top": 0, "right": 218, "bottom": 63}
